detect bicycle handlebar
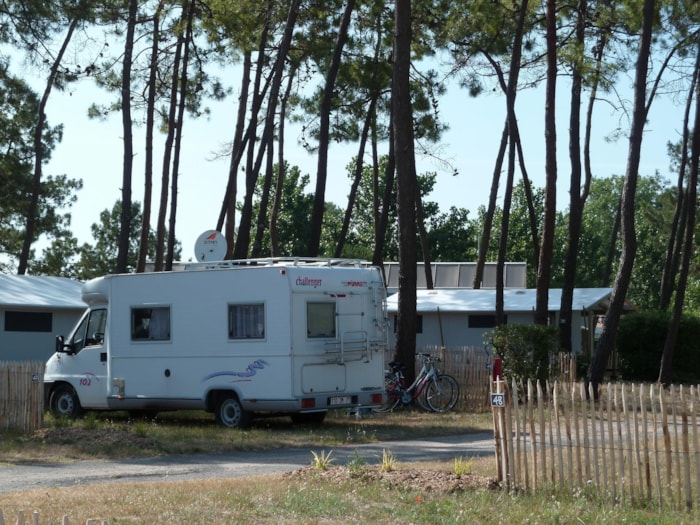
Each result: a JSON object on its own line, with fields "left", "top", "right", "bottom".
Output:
{"left": 416, "top": 352, "right": 440, "bottom": 362}
{"left": 386, "top": 353, "right": 441, "bottom": 374}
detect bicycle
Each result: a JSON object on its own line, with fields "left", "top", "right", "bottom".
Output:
{"left": 375, "top": 353, "right": 460, "bottom": 413}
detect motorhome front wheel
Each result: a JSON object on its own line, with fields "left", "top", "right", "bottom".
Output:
{"left": 49, "top": 385, "right": 83, "bottom": 419}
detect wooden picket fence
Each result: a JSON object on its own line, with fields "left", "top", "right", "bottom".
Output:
{"left": 0, "top": 361, "right": 45, "bottom": 433}
{"left": 493, "top": 378, "right": 700, "bottom": 511}
{"left": 417, "top": 347, "right": 577, "bottom": 412}
{"left": 421, "top": 345, "right": 493, "bottom": 411}
{"left": 0, "top": 509, "right": 106, "bottom": 525}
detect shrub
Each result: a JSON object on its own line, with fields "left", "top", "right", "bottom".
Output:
{"left": 485, "top": 324, "right": 559, "bottom": 384}
{"left": 616, "top": 310, "right": 667, "bottom": 381}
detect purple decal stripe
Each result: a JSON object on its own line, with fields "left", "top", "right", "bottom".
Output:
{"left": 202, "top": 360, "right": 269, "bottom": 381}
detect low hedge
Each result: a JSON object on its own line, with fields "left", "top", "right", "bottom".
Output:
{"left": 616, "top": 310, "right": 700, "bottom": 383}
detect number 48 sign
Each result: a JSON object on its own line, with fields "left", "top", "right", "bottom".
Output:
{"left": 490, "top": 392, "right": 506, "bottom": 407}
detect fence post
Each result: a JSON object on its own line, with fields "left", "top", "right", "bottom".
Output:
{"left": 491, "top": 377, "right": 510, "bottom": 487}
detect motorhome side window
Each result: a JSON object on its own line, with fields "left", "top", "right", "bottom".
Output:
{"left": 131, "top": 307, "right": 171, "bottom": 341}
{"left": 307, "top": 302, "right": 336, "bottom": 338}
{"left": 228, "top": 303, "right": 265, "bottom": 339}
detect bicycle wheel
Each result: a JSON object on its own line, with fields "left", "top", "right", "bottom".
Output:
{"left": 373, "top": 375, "right": 402, "bottom": 413}
{"left": 424, "top": 374, "right": 460, "bottom": 412}
{"left": 415, "top": 381, "right": 432, "bottom": 412}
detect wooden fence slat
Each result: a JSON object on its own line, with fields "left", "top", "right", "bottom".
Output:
{"left": 561, "top": 383, "right": 571, "bottom": 489}
{"left": 505, "top": 379, "right": 516, "bottom": 490}
{"left": 580, "top": 382, "right": 591, "bottom": 484}
{"left": 591, "top": 384, "right": 600, "bottom": 492}
{"left": 554, "top": 383, "right": 565, "bottom": 486}
{"left": 693, "top": 386, "right": 700, "bottom": 507}
{"left": 631, "top": 384, "right": 643, "bottom": 505}
{"left": 626, "top": 386, "right": 636, "bottom": 502}
{"left": 571, "top": 383, "right": 582, "bottom": 488}
{"left": 513, "top": 379, "right": 523, "bottom": 489}
{"left": 660, "top": 386, "right": 673, "bottom": 505}
{"left": 526, "top": 379, "right": 535, "bottom": 491}
{"left": 608, "top": 384, "right": 618, "bottom": 503}
{"left": 640, "top": 384, "right": 652, "bottom": 505}
{"left": 671, "top": 384, "right": 681, "bottom": 510}
{"left": 682, "top": 398, "right": 692, "bottom": 511}
{"left": 599, "top": 384, "right": 609, "bottom": 499}
{"left": 615, "top": 386, "right": 623, "bottom": 504}
{"left": 651, "top": 383, "right": 662, "bottom": 508}
{"left": 537, "top": 381, "right": 547, "bottom": 485}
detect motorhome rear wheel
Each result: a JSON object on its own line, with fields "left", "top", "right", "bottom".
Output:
{"left": 215, "top": 394, "right": 252, "bottom": 429}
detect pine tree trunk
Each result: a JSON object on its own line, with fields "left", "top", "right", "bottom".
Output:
{"left": 117, "top": 0, "right": 138, "bottom": 274}
{"left": 307, "top": 0, "right": 356, "bottom": 257}
{"left": 658, "top": 40, "right": 700, "bottom": 386}
{"left": 166, "top": 0, "right": 196, "bottom": 270}
{"left": 588, "top": 0, "right": 655, "bottom": 389}
{"left": 393, "top": 0, "right": 418, "bottom": 382}
{"left": 137, "top": 2, "right": 165, "bottom": 273}
{"left": 18, "top": 17, "right": 78, "bottom": 274}
{"left": 535, "top": 0, "right": 558, "bottom": 326}
{"left": 559, "top": 0, "right": 586, "bottom": 351}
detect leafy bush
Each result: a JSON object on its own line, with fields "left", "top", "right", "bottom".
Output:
{"left": 485, "top": 324, "right": 559, "bottom": 384}
{"left": 616, "top": 310, "right": 700, "bottom": 383}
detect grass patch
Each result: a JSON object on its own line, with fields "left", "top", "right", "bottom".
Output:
{"left": 453, "top": 456, "right": 472, "bottom": 476}
{"left": 1, "top": 410, "right": 492, "bottom": 463}
{"left": 310, "top": 449, "right": 335, "bottom": 470}
{"left": 380, "top": 448, "right": 397, "bottom": 472}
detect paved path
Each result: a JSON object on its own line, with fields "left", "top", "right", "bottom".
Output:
{"left": 0, "top": 432, "right": 494, "bottom": 494}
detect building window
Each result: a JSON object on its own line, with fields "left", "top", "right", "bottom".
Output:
{"left": 307, "top": 302, "right": 336, "bottom": 338}
{"left": 131, "top": 307, "right": 171, "bottom": 341}
{"left": 468, "top": 314, "right": 505, "bottom": 328}
{"left": 393, "top": 315, "right": 423, "bottom": 333}
{"left": 4, "top": 311, "right": 52, "bottom": 332}
{"left": 229, "top": 303, "right": 265, "bottom": 339}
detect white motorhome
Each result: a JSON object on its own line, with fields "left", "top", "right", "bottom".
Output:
{"left": 44, "top": 258, "right": 388, "bottom": 428}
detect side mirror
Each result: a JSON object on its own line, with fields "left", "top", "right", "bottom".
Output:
{"left": 55, "top": 335, "right": 73, "bottom": 354}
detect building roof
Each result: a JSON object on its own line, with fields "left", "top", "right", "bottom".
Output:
{"left": 0, "top": 275, "right": 85, "bottom": 309}
{"left": 386, "top": 287, "right": 635, "bottom": 314}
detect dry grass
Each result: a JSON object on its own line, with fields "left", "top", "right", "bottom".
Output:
{"left": 1, "top": 411, "right": 695, "bottom": 524}
{"left": 2, "top": 455, "right": 691, "bottom": 525}
{"left": 1, "top": 409, "right": 492, "bottom": 463}
{"left": 0, "top": 410, "right": 496, "bottom": 523}
{"left": 0, "top": 458, "right": 500, "bottom": 524}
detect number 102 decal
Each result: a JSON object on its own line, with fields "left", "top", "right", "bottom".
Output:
{"left": 79, "top": 372, "right": 99, "bottom": 387}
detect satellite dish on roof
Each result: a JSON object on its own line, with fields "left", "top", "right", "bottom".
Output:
{"left": 194, "top": 230, "right": 227, "bottom": 262}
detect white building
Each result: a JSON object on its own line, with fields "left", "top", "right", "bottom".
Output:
{"left": 0, "top": 275, "right": 85, "bottom": 362}
{"left": 386, "top": 287, "right": 636, "bottom": 356}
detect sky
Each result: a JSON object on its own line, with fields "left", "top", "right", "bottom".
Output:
{"left": 30, "top": 62, "right": 685, "bottom": 264}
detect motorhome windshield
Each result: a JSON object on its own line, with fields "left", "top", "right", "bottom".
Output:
{"left": 69, "top": 308, "right": 107, "bottom": 352}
